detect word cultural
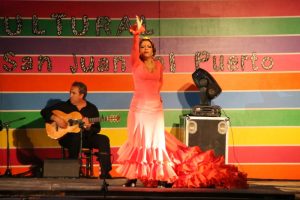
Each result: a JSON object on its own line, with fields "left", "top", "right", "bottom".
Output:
{"left": 3, "top": 15, "right": 153, "bottom": 36}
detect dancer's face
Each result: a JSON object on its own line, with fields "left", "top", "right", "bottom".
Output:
{"left": 139, "top": 40, "right": 154, "bottom": 60}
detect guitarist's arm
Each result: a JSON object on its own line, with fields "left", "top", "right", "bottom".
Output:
{"left": 50, "top": 114, "right": 68, "bottom": 129}
{"left": 41, "top": 101, "right": 67, "bottom": 128}
{"left": 86, "top": 119, "right": 100, "bottom": 136}
{"left": 82, "top": 102, "right": 101, "bottom": 135}
{"left": 82, "top": 117, "right": 92, "bottom": 131}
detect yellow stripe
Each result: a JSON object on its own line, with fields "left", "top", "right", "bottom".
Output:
{"left": 227, "top": 127, "right": 300, "bottom": 145}
{"left": 0, "top": 128, "right": 59, "bottom": 148}
{"left": 167, "top": 126, "right": 300, "bottom": 146}
{"left": 0, "top": 128, "right": 129, "bottom": 148}
{"left": 103, "top": 128, "right": 128, "bottom": 146}
{"left": 0, "top": 128, "right": 181, "bottom": 148}
{"left": 1, "top": 127, "right": 300, "bottom": 148}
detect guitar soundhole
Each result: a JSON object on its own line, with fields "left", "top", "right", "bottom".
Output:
{"left": 68, "top": 119, "right": 74, "bottom": 126}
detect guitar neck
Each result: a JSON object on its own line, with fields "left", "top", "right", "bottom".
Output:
{"left": 46, "top": 111, "right": 120, "bottom": 140}
{"left": 70, "top": 116, "right": 111, "bottom": 124}
{"left": 88, "top": 117, "right": 100, "bottom": 123}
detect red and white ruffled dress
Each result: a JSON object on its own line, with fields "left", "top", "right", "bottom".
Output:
{"left": 116, "top": 25, "right": 248, "bottom": 189}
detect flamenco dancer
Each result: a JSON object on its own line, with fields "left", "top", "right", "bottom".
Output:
{"left": 116, "top": 16, "right": 248, "bottom": 189}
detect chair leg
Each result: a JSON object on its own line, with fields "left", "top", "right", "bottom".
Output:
{"left": 61, "top": 147, "right": 65, "bottom": 159}
{"left": 81, "top": 149, "right": 94, "bottom": 178}
{"left": 86, "top": 153, "right": 92, "bottom": 177}
{"left": 79, "top": 159, "right": 84, "bottom": 177}
{"left": 90, "top": 152, "right": 94, "bottom": 177}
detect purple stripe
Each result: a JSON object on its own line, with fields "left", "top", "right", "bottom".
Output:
{"left": 1, "top": 36, "right": 300, "bottom": 55}
{"left": 161, "top": 36, "right": 300, "bottom": 54}
{"left": 0, "top": 38, "right": 131, "bottom": 55}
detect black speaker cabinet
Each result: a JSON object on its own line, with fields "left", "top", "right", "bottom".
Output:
{"left": 180, "top": 115, "right": 229, "bottom": 158}
{"left": 43, "top": 159, "right": 80, "bottom": 178}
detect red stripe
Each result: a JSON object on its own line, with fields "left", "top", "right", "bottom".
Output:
{"left": 1, "top": 0, "right": 300, "bottom": 18}
{"left": 0, "top": 147, "right": 119, "bottom": 166}
{"left": 1, "top": 54, "right": 299, "bottom": 73}
{"left": 227, "top": 146, "right": 300, "bottom": 163}
{"left": 160, "top": 0, "right": 300, "bottom": 18}
{"left": 1, "top": 1, "right": 160, "bottom": 18}
{"left": 3, "top": 146, "right": 300, "bottom": 166}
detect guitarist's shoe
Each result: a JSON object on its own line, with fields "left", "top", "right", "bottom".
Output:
{"left": 100, "top": 173, "right": 112, "bottom": 179}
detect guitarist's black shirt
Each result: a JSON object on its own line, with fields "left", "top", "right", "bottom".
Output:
{"left": 40, "top": 99, "right": 101, "bottom": 137}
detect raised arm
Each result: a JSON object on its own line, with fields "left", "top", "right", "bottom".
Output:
{"left": 130, "top": 16, "right": 145, "bottom": 68}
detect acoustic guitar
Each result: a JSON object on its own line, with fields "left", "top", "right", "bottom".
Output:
{"left": 46, "top": 110, "right": 120, "bottom": 139}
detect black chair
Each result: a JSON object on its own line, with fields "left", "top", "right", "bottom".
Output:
{"left": 61, "top": 147, "right": 95, "bottom": 177}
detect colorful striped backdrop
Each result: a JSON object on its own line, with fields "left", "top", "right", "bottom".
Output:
{"left": 1, "top": 0, "right": 300, "bottom": 179}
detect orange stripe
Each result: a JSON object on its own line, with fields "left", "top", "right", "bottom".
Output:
{"left": 1, "top": 73, "right": 300, "bottom": 92}
{"left": 213, "top": 73, "right": 300, "bottom": 91}
{"left": 0, "top": 74, "right": 134, "bottom": 92}
{"left": 237, "top": 164, "right": 300, "bottom": 180}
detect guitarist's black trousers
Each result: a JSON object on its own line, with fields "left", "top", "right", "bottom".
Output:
{"left": 59, "top": 132, "right": 112, "bottom": 177}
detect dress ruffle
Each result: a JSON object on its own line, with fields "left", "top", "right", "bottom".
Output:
{"left": 117, "top": 130, "right": 248, "bottom": 188}
{"left": 116, "top": 144, "right": 178, "bottom": 183}
{"left": 165, "top": 132, "right": 248, "bottom": 189}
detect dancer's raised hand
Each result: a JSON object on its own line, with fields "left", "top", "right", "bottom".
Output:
{"left": 136, "top": 15, "right": 143, "bottom": 30}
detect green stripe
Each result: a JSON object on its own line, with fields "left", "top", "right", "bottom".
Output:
{"left": 160, "top": 18, "right": 300, "bottom": 36}
{"left": 165, "top": 109, "right": 300, "bottom": 127}
{"left": 221, "top": 109, "right": 300, "bottom": 126}
{"left": 1, "top": 17, "right": 300, "bottom": 36}
{"left": 0, "top": 111, "right": 128, "bottom": 128}
{"left": 1, "top": 109, "right": 300, "bottom": 128}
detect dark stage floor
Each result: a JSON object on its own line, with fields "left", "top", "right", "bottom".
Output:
{"left": 0, "top": 177, "right": 298, "bottom": 199}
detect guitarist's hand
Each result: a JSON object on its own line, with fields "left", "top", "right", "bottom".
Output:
{"left": 82, "top": 117, "right": 93, "bottom": 130}
{"left": 51, "top": 115, "right": 68, "bottom": 129}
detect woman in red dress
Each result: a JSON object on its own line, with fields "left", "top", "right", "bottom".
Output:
{"left": 116, "top": 16, "right": 178, "bottom": 187}
{"left": 116, "top": 16, "right": 248, "bottom": 189}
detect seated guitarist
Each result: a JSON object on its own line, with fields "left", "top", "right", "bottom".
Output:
{"left": 40, "top": 81, "right": 112, "bottom": 179}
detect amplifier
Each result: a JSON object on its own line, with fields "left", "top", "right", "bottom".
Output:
{"left": 43, "top": 159, "right": 80, "bottom": 178}
{"left": 180, "top": 115, "right": 229, "bottom": 158}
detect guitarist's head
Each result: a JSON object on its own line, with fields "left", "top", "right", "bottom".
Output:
{"left": 70, "top": 81, "right": 88, "bottom": 105}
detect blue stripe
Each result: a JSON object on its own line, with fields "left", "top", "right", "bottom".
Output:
{"left": 1, "top": 91, "right": 300, "bottom": 110}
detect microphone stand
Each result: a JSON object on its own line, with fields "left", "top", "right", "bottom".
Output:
{"left": 0, "top": 117, "right": 26, "bottom": 177}
{"left": 78, "top": 121, "right": 84, "bottom": 177}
